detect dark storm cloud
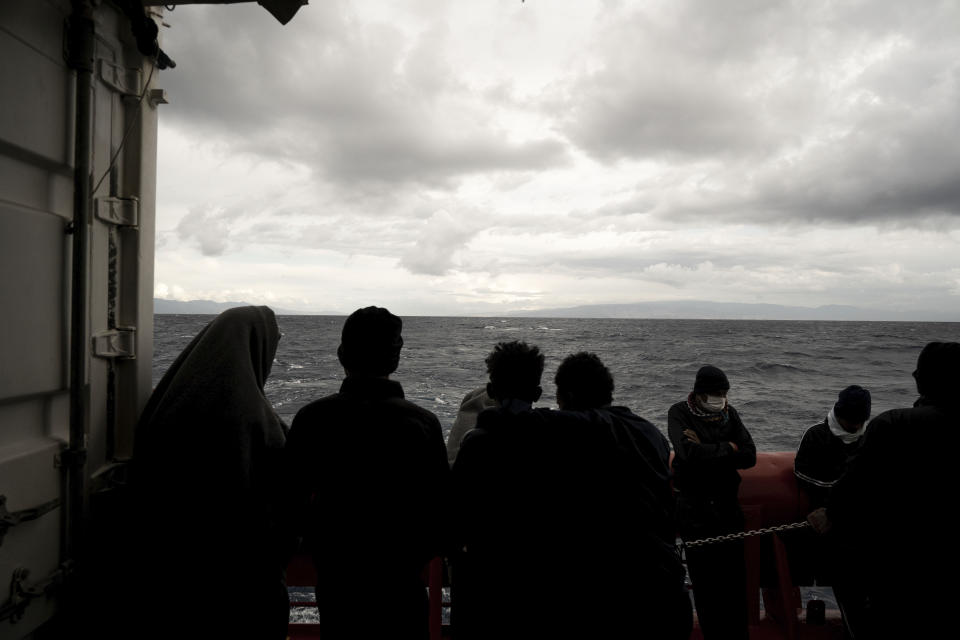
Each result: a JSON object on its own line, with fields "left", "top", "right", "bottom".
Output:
{"left": 157, "top": 3, "right": 568, "bottom": 188}
{"left": 555, "top": 0, "right": 960, "bottom": 225}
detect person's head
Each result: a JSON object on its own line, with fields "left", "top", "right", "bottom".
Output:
{"left": 913, "top": 341, "right": 960, "bottom": 404}
{"left": 485, "top": 341, "right": 544, "bottom": 403}
{"left": 693, "top": 364, "right": 730, "bottom": 412}
{"left": 554, "top": 352, "right": 614, "bottom": 410}
{"left": 833, "top": 385, "right": 871, "bottom": 433}
{"left": 337, "top": 306, "right": 403, "bottom": 377}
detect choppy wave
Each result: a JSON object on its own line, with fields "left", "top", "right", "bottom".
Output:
{"left": 154, "top": 315, "right": 952, "bottom": 451}
{"left": 752, "top": 361, "right": 805, "bottom": 373}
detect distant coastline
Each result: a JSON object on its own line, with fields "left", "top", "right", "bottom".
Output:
{"left": 153, "top": 298, "right": 956, "bottom": 322}
{"left": 504, "top": 301, "right": 958, "bottom": 322}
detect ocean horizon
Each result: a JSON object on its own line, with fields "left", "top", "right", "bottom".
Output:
{"left": 153, "top": 315, "right": 957, "bottom": 452}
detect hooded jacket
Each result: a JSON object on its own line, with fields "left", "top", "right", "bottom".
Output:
{"left": 130, "top": 305, "right": 289, "bottom": 638}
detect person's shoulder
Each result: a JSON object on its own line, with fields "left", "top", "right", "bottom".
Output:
{"left": 668, "top": 399, "right": 693, "bottom": 416}
{"left": 460, "top": 422, "right": 490, "bottom": 445}
{"left": 291, "top": 393, "right": 342, "bottom": 423}
{"left": 393, "top": 396, "right": 442, "bottom": 426}
{"left": 460, "top": 386, "right": 494, "bottom": 409}
{"left": 667, "top": 400, "right": 690, "bottom": 422}
{"left": 796, "top": 420, "right": 830, "bottom": 450}
{"left": 804, "top": 418, "right": 827, "bottom": 433}
{"left": 866, "top": 403, "right": 946, "bottom": 435}
{"left": 608, "top": 406, "right": 669, "bottom": 446}
{"left": 607, "top": 405, "right": 657, "bottom": 429}
{"left": 476, "top": 405, "right": 548, "bottom": 428}
{"left": 471, "top": 407, "right": 557, "bottom": 446}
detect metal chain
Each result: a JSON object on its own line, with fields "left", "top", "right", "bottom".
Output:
{"left": 682, "top": 520, "right": 811, "bottom": 548}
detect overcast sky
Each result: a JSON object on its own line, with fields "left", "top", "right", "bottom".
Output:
{"left": 153, "top": 0, "right": 960, "bottom": 318}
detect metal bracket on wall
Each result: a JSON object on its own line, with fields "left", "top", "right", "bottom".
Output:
{"left": 98, "top": 58, "right": 141, "bottom": 97}
{"left": 92, "top": 328, "right": 137, "bottom": 359}
{"left": 95, "top": 196, "right": 139, "bottom": 227}
{"left": 0, "top": 562, "right": 73, "bottom": 624}
{"left": 0, "top": 495, "right": 62, "bottom": 548}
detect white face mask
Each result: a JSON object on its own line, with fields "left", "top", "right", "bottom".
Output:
{"left": 827, "top": 409, "right": 865, "bottom": 444}
{"left": 701, "top": 394, "right": 727, "bottom": 412}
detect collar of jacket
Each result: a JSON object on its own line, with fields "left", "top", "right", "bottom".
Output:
{"left": 339, "top": 376, "right": 405, "bottom": 399}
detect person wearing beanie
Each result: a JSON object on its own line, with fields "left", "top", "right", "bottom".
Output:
{"left": 808, "top": 342, "right": 960, "bottom": 638}
{"left": 792, "top": 385, "right": 871, "bottom": 638}
{"left": 795, "top": 385, "right": 871, "bottom": 508}
{"left": 284, "top": 307, "right": 449, "bottom": 639}
{"left": 668, "top": 365, "right": 756, "bottom": 640}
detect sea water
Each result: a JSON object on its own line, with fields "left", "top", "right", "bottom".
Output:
{"left": 153, "top": 315, "right": 957, "bottom": 450}
{"left": 153, "top": 315, "right": 957, "bottom": 622}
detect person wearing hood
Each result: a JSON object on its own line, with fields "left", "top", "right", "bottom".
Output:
{"left": 794, "top": 385, "right": 871, "bottom": 508}
{"left": 811, "top": 341, "right": 960, "bottom": 637}
{"left": 129, "top": 305, "right": 290, "bottom": 639}
{"left": 668, "top": 365, "right": 756, "bottom": 640}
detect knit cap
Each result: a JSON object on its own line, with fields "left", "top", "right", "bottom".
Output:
{"left": 693, "top": 365, "right": 730, "bottom": 394}
{"left": 834, "top": 385, "right": 871, "bottom": 423}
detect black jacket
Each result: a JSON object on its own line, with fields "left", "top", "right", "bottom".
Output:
{"left": 827, "top": 399, "right": 957, "bottom": 635}
{"left": 452, "top": 405, "right": 687, "bottom": 638}
{"left": 793, "top": 420, "right": 861, "bottom": 508}
{"left": 668, "top": 400, "right": 756, "bottom": 502}
{"left": 285, "top": 376, "right": 449, "bottom": 638}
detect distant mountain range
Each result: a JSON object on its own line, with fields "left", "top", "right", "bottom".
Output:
{"left": 153, "top": 299, "right": 343, "bottom": 316}
{"left": 506, "top": 300, "right": 957, "bottom": 321}
{"left": 153, "top": 298, "right": 956, "bottom": 321}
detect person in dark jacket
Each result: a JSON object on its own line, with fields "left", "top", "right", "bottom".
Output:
{"left": 668, "top": 365, "right": 756, "bottom": 640}
{"left": 453, "top": 348, "right": 691, "bottom": 639}
{"left": 450, "top": 341, "right": 546, "bottom": 639}
{"left": 794, "top": 385, "right": 871, "bottom": 508}
{"left": 793, "top": 385, "right": 871, "bottom": 638}
{"left": 812, "top": 341, "right": 960, "bottom": 638}
{"left": 130, "top": 305, "right": 290, "bottom": 639}
{"left": 285, "top": 307, "right": 449, "bottom": 640}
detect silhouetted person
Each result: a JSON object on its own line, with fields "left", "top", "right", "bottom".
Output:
{"left": 793, "top": 385, "right": 871, "bottom": 637}
{"left": 453, "top": 348, "right": 690, "bottom": 639}
{"left": 553, "top": 352, "right": 692, "bottom": 639}
{"left": 668, "top": 365, "right": 756, "bottom": 640}
{"left": 130, "top": 306, "right": 289, "bottom": 639}
{"left": 285, "top": 307, "right": 449, "bottom": 639}
{"left": 814, "top": 341, "right": 960, "bottom": 637}
{"left": 450, "top": 341, "right": 546, "bottom": 639}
